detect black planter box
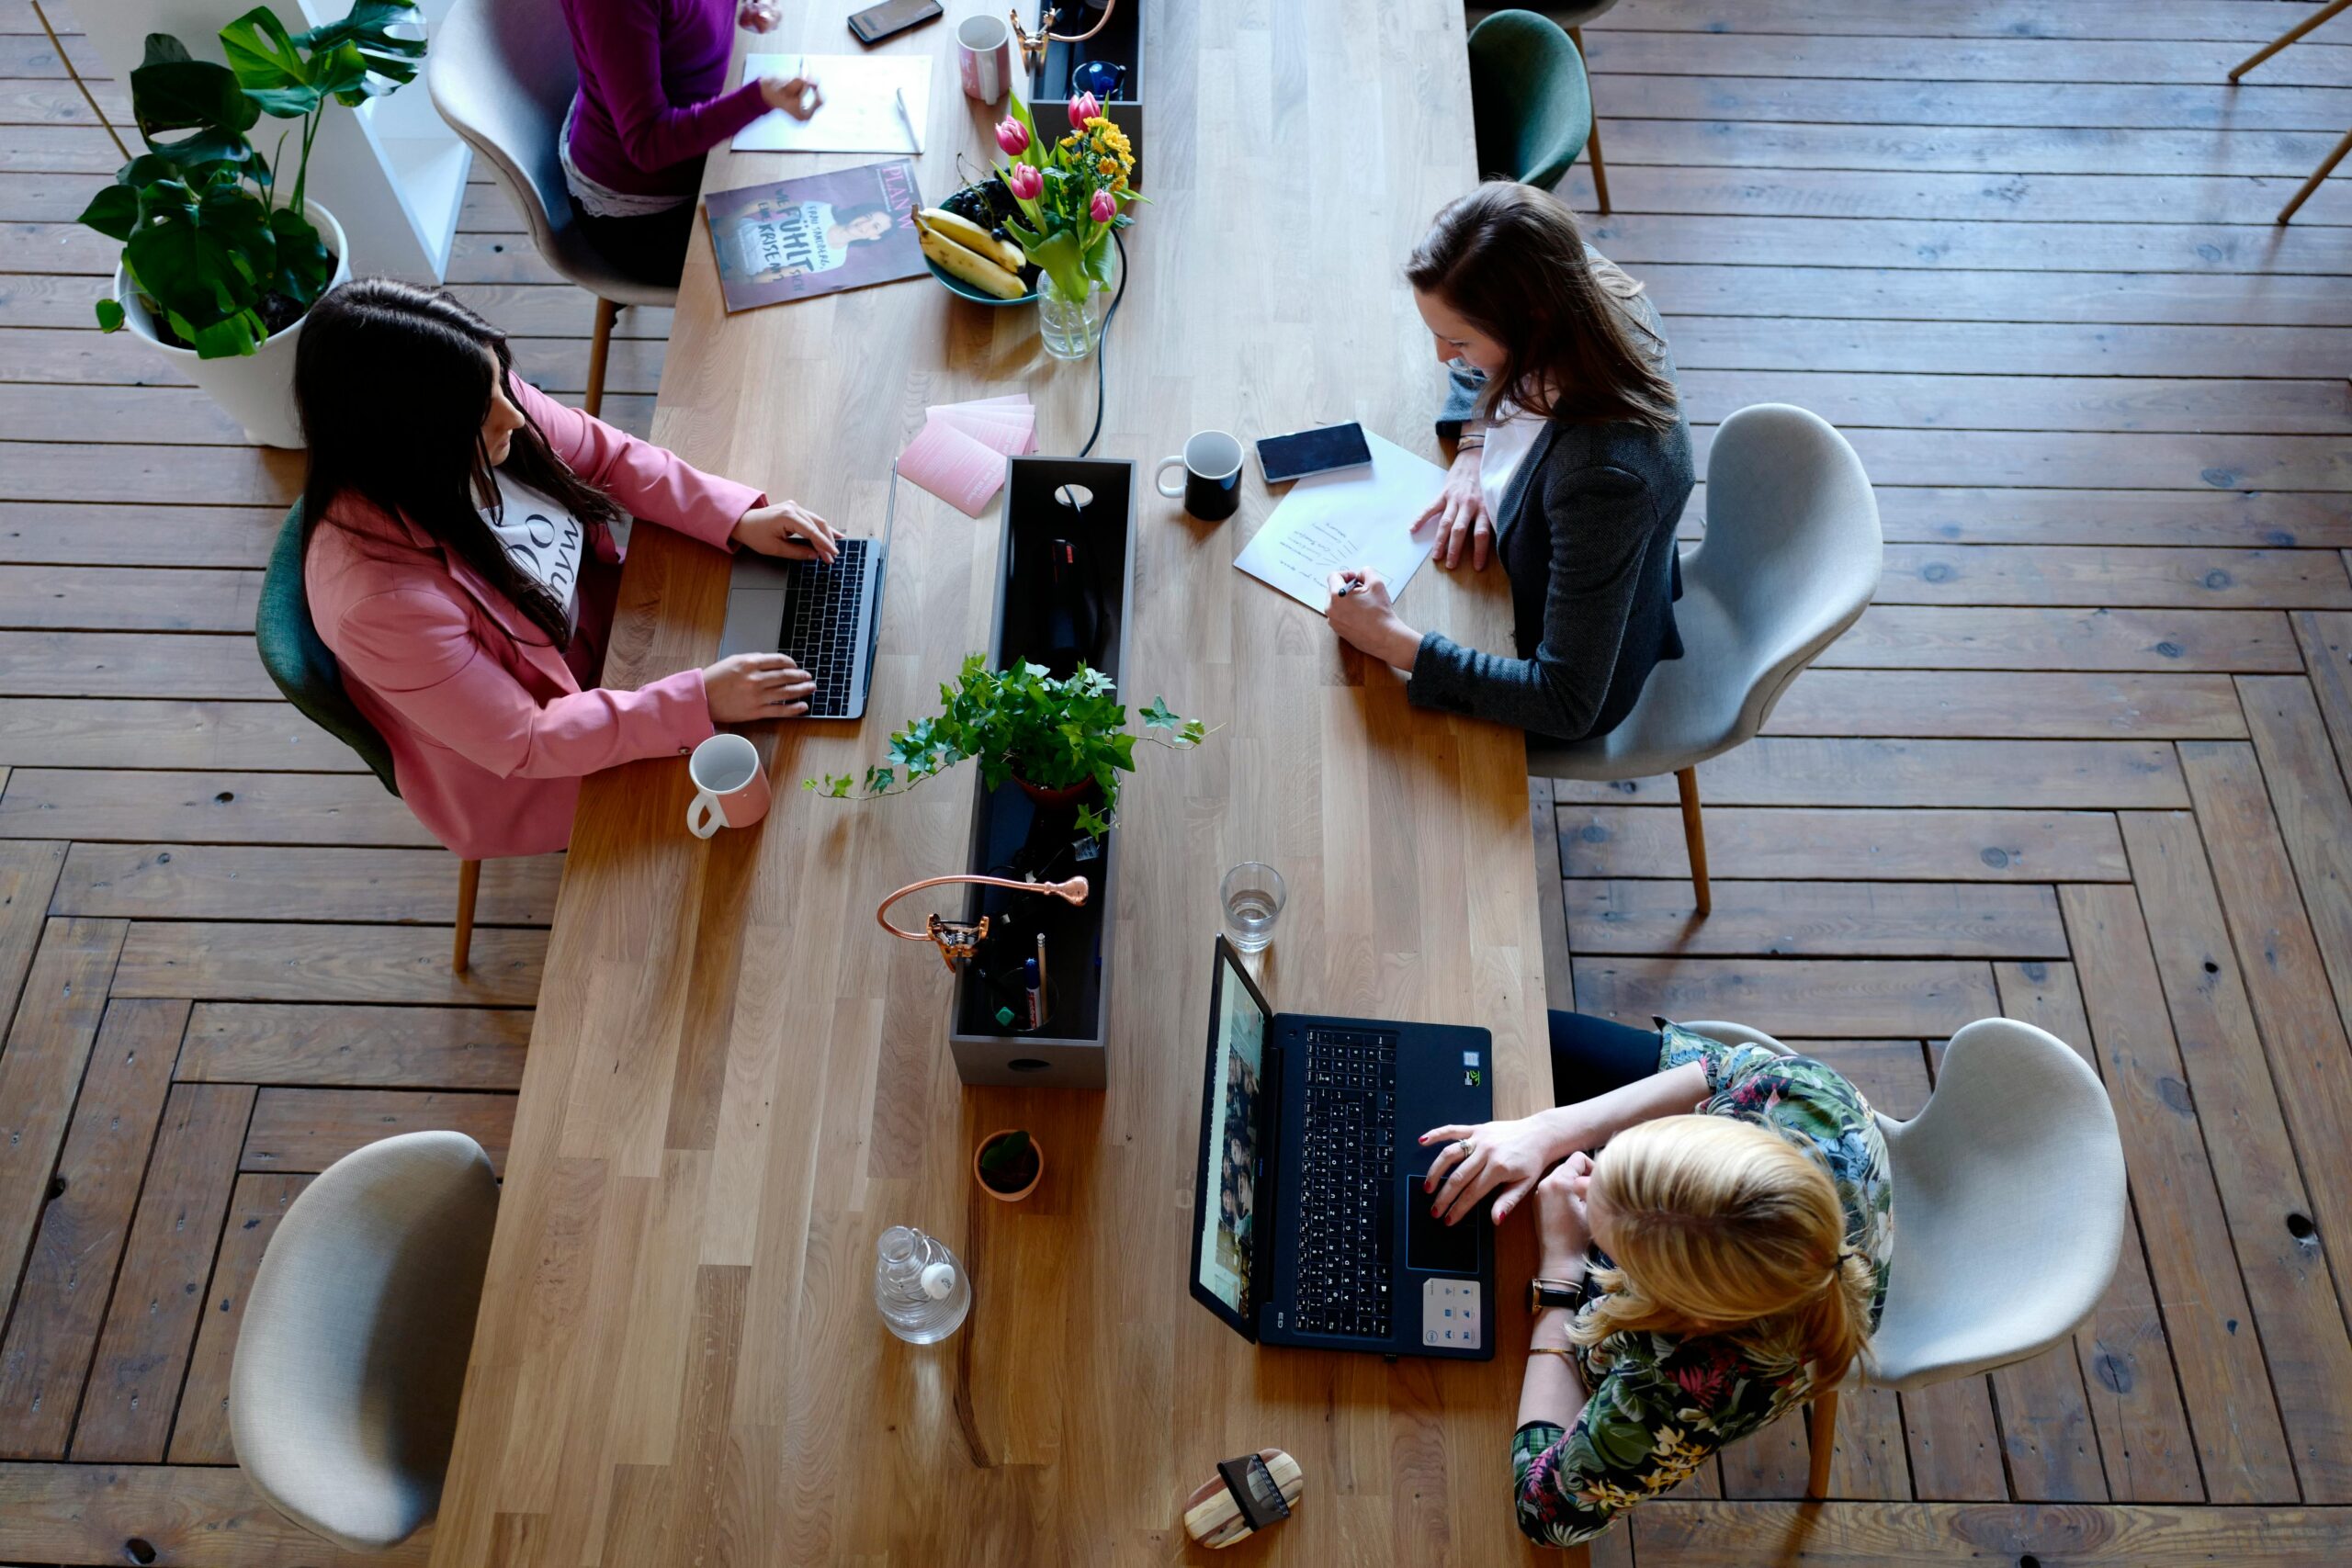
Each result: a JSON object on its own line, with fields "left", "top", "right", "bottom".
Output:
{"left": 1023, "top": 1, "right": 1148, "bottom": 187}
{"left": 947, "top": 457, "right": 1138, "bottom": 1089}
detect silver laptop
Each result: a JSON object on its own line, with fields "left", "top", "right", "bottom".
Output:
{"left": 716, "top": 477, "right": 896, "bottom": 720}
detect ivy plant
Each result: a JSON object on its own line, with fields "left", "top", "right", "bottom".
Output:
{"left": 807, "top": 656, "right": 1207, "bottom": 839}
{"left": 79, "top": 4, "right": 424, "bottom": 358}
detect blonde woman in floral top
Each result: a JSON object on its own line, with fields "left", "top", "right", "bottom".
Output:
{"left": 1419, "top": 1014, "right": 1894, "bottom": 1547}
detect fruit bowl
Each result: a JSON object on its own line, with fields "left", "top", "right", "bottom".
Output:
{"left": 924, "top": 255, "right": 1038, "bottom": 307}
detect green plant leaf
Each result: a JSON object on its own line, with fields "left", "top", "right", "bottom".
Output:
{"left": 77, "top": 182, "right": 140, "bottom": 241}
{"left": 300, "top": 1, "right": 427, "bottom": 102}
{"left": 1074, "top": 803, "right": 1109, "bottom": 839}
{"left": 1081, "top": 234, "right": 1118, "bottom": 288}
{"left": 267, "top": 204, "right": 332, "bottom": 304}
{"left": 120, "top": 165, "right": 276, "bottom": 359}
{"left": 94, "top": 297, "right": 125, "bottom": 332}
{"left": 220, "top": 6, "right": 320, "bottom": 114}
{"left": 978, "top": 1129, "right": 1031, "bottom": 1179}
{"left": 1139, "top": 696, "right": 1180, "bottom": 731}
{"left": 130, "top": 56, "right": 260, "bottom": 143}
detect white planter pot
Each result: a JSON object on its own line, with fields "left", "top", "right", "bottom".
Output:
{"left": 112, "top": 201, "right": 352, "bottom": 450}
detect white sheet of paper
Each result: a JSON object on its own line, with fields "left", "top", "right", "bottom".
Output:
{"left": 1233, "top": 430, "right": 1447, "bottom": 614}
{"left": 732, "top": 52, "right": 931, "bottom": 153}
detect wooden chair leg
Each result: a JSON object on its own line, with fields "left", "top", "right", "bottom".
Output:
{"left": 584, "top": 297, "right": 618, "bottom": 419}
{"left": 1570, "top": 28, "right": 1611, "bottom": 215}
{"left": 1675, "top": 765, "right": 1711, "bottom": 917}
{"left": 454, "top": 858, "right": 480, "bottom": 975}
{"left": 2229, "top": 0, "right": 2352, "bottom": 81}
{"left": 1805, "top": 1390, "right": 1838, "bottom": 1500}
{"left": 2278, "top": 124, "right": 2352, "bottom": 224}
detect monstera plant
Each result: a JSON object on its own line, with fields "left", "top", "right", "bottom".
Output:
{"left": 80, "top": 3, "right": 425, "bottom": 359}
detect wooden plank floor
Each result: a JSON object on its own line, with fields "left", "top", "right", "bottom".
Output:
{"left": 2, "top": 1, "right": 2350, "bottom": 1562}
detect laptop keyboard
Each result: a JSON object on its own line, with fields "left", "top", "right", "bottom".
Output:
{"left": 776, "top": 538, "right": 872, "bottom": 718}
{"left": 1293, "top": 1026, "right": 1399, "bottom": 1339}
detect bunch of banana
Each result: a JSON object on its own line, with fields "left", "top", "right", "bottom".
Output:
{"left": 915, "top": 208, "right": 1029, "bottom": 299}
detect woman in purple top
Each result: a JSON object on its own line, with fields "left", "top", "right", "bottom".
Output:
{"left": 555, "top": 0, "right": 820, "bottom": 286}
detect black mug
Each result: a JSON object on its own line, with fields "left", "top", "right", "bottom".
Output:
{"left": 1156, "top": 430, "right": 1243, "bottom": 522}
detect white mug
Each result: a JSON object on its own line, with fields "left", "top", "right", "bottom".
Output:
{"left": 957, "top": 13, "right": 1011, "bottom": 104}
{"left": 686, "top": 733, "right": 771, "bottom": 839}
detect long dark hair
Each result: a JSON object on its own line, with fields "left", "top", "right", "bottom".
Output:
{"left": 296, "top": 277, "right": 623, "bottom": 648}
{"left": 1405, "top": 181, "right": 1679, "bottom": 431}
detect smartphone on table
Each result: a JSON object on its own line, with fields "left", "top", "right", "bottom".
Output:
{"left": 848, "top": 0, "right": 943, "bottom": 45}
{"left": 1257, "top": 422, "right": 1374, "bottom": 485}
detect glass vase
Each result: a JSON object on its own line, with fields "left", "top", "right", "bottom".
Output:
{"left": 1035, "top": 248, "right": 1118, "bottom": 361}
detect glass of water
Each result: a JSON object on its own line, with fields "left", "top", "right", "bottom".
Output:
{"left": 1221, "top": 862, "right": 1286, "bottom": 953}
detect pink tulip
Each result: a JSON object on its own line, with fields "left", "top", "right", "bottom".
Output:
{"left": 1006, "top": 163, "right": 1044, "bottom": 201}
{"left": 1090, "top": 188, "right": 1117, "bottom": 223}
{"left": 995, "top": 117, "right": 1029, "bottom": 156}
{"left": 1069, "top": 91, "right": 1100, "bottom": 129}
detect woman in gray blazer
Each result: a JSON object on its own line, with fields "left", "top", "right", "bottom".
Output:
{"left": 1326, "top": 183, "right": 1693, "bottom": 743}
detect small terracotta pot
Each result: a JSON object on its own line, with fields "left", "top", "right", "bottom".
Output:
{"left": 1014, "top": 774, "right": 1096, "bottom": 809}
{"left": 974, "top": 1128, "right": 1044, "bottom": 1202}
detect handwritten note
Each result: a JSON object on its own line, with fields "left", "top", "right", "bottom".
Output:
{"left": 733, "top": 53, "right": 931, "bottom": 153}
{"left": 1233, "top": 430, "right": 1447, "bottom": 612}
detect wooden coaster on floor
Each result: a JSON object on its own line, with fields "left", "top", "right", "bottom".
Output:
{"left": 1182, "top": 1449, "right": 1305, "bottom": 1548}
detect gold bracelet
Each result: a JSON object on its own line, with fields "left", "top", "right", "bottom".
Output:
{"left": 1529, "top": 1345, "right": 1577, "bottom": 1360}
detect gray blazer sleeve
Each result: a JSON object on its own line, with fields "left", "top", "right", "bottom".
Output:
{"left": 1405, "top": 457, "right": 1659, "bottom": 740}
{"left": 1436, "top": 361, "right": 1487, "bottom": 443}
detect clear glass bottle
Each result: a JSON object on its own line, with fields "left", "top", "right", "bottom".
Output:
{"left": 873, "top": 1225, "right": 972, "bottom": 1343}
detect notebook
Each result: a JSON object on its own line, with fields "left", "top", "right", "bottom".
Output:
{"left": 896, "top": 396, "right": 1038, "bottom": 516}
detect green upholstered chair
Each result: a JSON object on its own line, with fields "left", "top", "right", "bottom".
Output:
{"left": 256, "top": 502, "right": 481, "bottom": 970}
{"left": 1467, "top": 9, "right": 1611, "bottom": 210}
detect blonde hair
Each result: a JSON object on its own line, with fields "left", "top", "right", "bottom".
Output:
{"left": 1571, "top": 1115, "right": 1873, "bottom": 1384}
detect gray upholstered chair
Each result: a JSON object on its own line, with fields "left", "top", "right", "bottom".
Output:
{"left": 230, "top": 1132, "right": 500, "bottom": 1552}
{"left": 1530, "top": 404, "right": 1882, "bottom": 914}
{"left": 1679, "top": 1017, "right": 2128, "bottom": 1499}
{"left": 429, "top": 0, "right": 675, "bottom": 416}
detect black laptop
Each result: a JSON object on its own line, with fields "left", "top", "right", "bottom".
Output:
{"left": 1189, "top": 936, "right": 1496, "bottom": 1359}
{"left": 714, "top": 475, "right": 898, "bottom": 720}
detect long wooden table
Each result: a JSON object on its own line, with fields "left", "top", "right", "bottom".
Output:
{"left": 428, "top": 5, "right": 1555, "bottom": 1562}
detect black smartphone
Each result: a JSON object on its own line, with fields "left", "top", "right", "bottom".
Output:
{"left": 847, "top": 0, "right": 942, "bottom": 46}
{"left": 1257, "top": 422, "right": 1374, "bottom": 485}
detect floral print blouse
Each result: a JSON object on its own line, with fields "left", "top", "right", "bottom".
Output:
{"left": 1511, "top": 1023, "right": 1895, "bottom": 1547}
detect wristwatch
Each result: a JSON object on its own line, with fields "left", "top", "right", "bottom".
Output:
{"left": 1530, "top": 1275, "right": 1587, "bottom": 1314}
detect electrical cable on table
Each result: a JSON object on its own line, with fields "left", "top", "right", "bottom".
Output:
{"left": 1075, "top": 230, "right": 1128, "bottom": 460}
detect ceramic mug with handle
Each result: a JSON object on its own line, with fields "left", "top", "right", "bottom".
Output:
{"left": 957, "top": 13, "right": 1012, "bottom": 104}
{"left": 687, "top": 733, "right": 771, "bottom": 838}
{"left": 1156, "top": 430, "right": 1244, "bottom": 522}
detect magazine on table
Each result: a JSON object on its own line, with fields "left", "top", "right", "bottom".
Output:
{"left": 705, "top": 159, "right": 925, "bottom": 312}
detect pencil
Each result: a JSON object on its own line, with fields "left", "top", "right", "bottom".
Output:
{"left": 894, "top": 85, "right": 922, "bottom": 153}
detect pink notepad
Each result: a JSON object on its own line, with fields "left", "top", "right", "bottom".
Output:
{"left": 896, "top": 415, "right": 1011, "bottom": 517}
{"left": 897, "top": 396, "right": 1037, "bottom": 513}
{"left": 934, "top": 406, "right": 1035, "bottom": 455}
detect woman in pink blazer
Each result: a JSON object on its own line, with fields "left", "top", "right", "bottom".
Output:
{"left": 296, "top": 279, "right": 834, "bottom": 860}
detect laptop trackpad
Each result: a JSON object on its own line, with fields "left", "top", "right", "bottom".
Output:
{"left": 719, "top": 589, "right": 786, "bottom": 659}
{"left": 1405, "top": 1173, "right": 1482, "bottom": 1274}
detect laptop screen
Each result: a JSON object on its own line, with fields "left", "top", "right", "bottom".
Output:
{"left": 1195, "top": 942, "right": 1270, "bottom": 1325}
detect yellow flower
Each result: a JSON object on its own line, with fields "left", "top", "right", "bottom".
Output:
{"left": 1099, "top": 157, "right": 1118, "bottom": 176}
{"left": 1578, "top": 1481, "right": 1644, "bottom": 1511}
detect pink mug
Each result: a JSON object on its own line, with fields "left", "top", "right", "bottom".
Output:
{"left": 957, "top": 13, "right": 1011, "bottom": 104}
{"left": 687, "top": 733, "right": 771, "bottom": 838}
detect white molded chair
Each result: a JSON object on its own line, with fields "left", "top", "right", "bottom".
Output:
{"left": 230, "top": 1132, "right": 499, "bottom": 1551}
{"left": 1531, "top": 405, "right": 1883, "bottom": 915}
{"left": 429, "top": 0, "right": 676, "bottom": 416}
{"left": 1680, "top": 1017, "right": 2128, "bottom": 1498}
